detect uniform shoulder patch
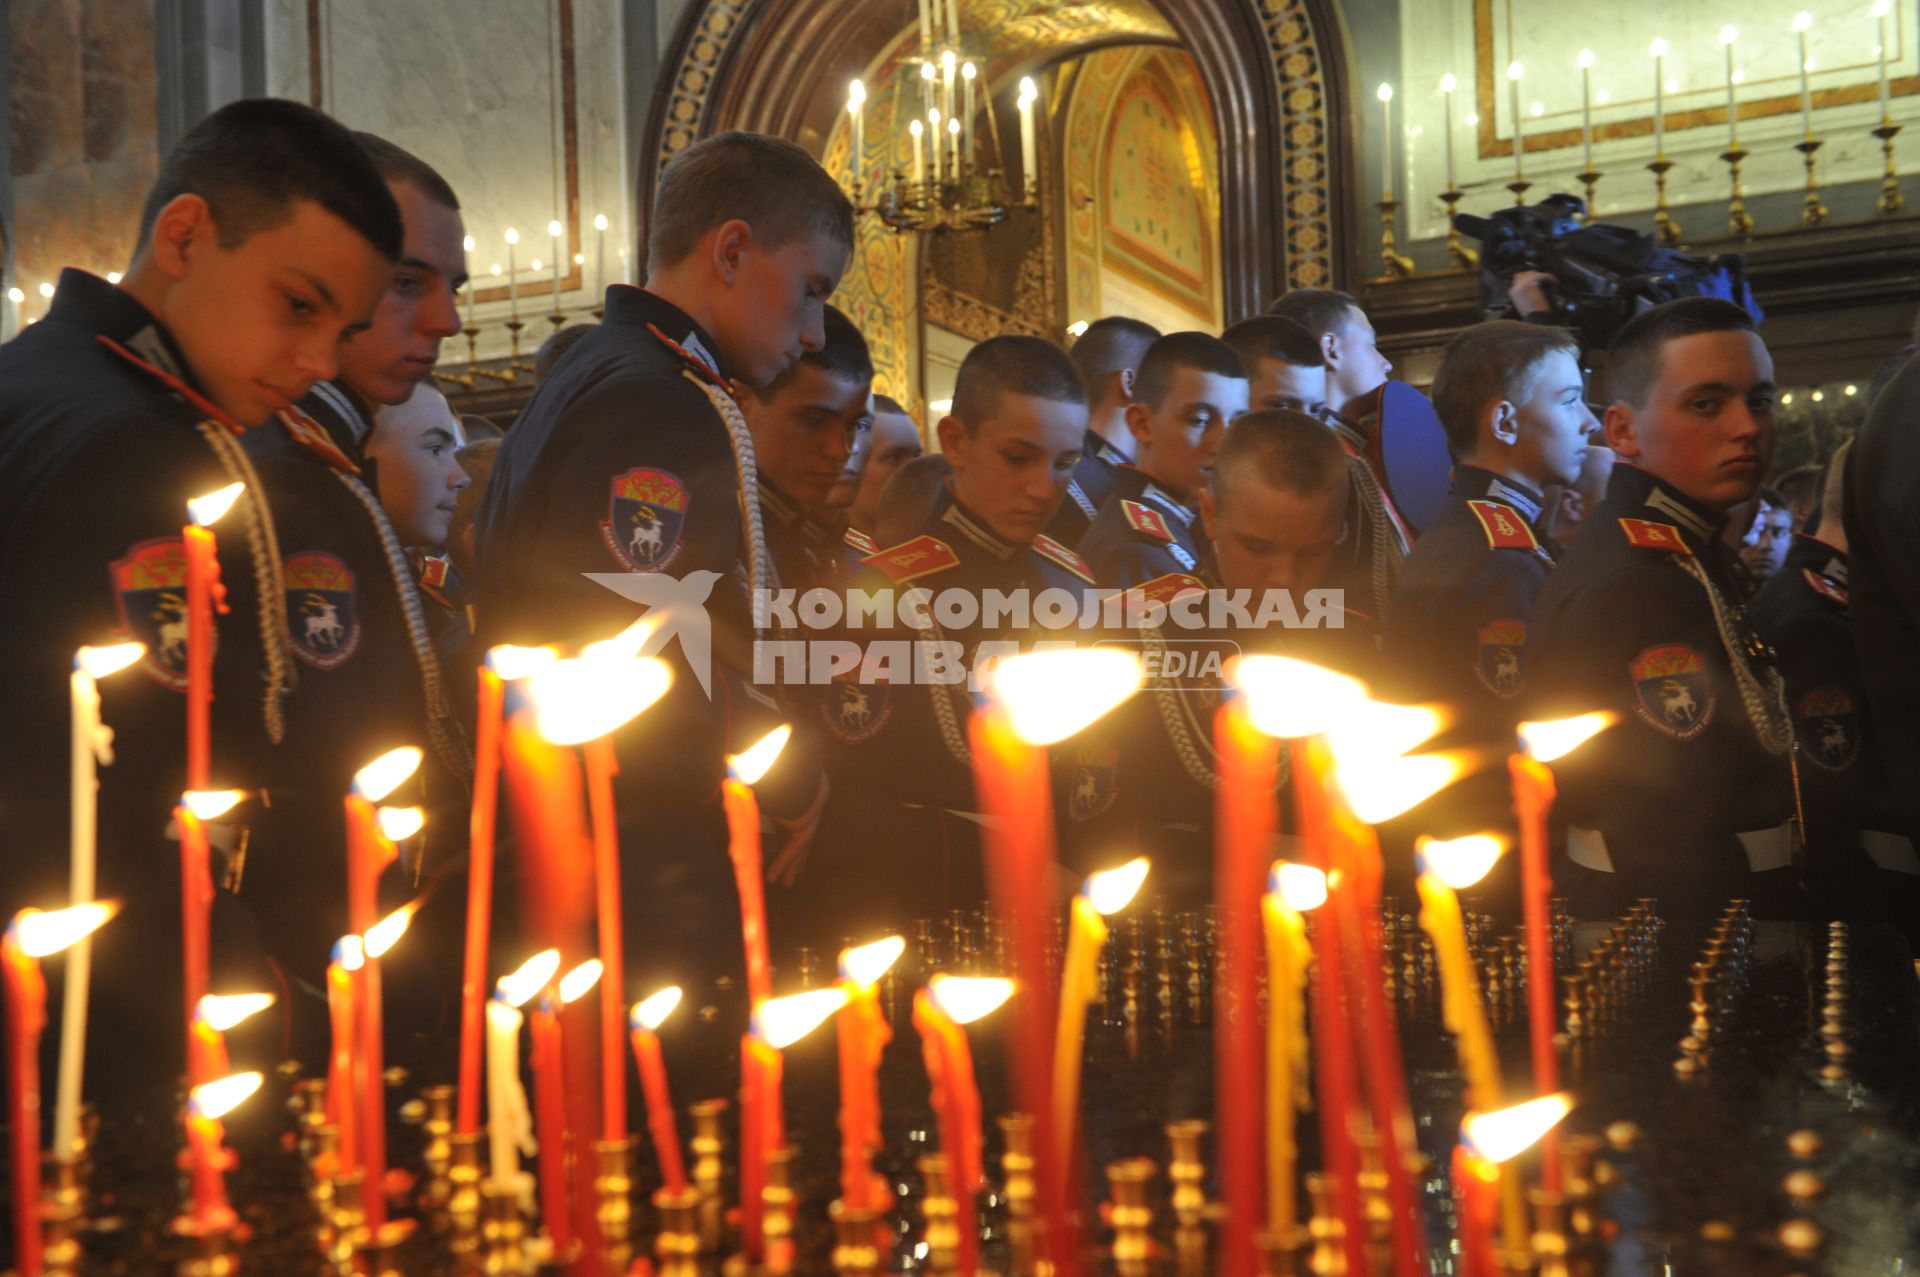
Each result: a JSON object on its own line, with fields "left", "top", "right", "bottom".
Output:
{"left": 1801, "top": 568, "right": 1849, "bottom": 608}
{"left": 1126, "top": 572, "right": 1207, "bottom": 608}
{"left": 277, "top": 407, "right": 360, "bottom": 474}
{"left": 1796, "top": 687, "right": 1859, "bottom": 770}
{"left": 863, "top": 534, "right": 960, "bottom": 584}
{"left": 1466, "top": 500, "right": 1539, "bottom": 551}
{"left": 844, "top": 526, "right": 880, "bottom": 556}
{"left": 109, "top": 537, "right": 193, "bottom": 690}
{"left": 1629, "top": 643, "right": 1714, "bottom": 740}
{"left": 1032, "top": 534, "right": 1096, "bottom": 583}
{"left": 1066, "top": 732, "right": 1122, "bottom": 822}
{"left": 600, "top": 467, "right": 691, "bottom": 571}
{"left": 1618, "top": 518, "right": 1693, "bottom": 554}
{"left": 284, "top": 551, "right": 362, "bottom": 670}
{"left": 1120, "top": 499, "right": 1175, "bottom": 543}
{"left": 821, "top": 675, "right": 892, "bottom": 744}
{"left": 418, "top": 554, "right": 454, "bottom": 608}
{"left": 1474, "top": 618, "right": 1527, "bottom": 698}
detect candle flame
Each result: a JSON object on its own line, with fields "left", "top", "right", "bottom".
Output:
{"left": 181, "top": 789, "right": 245, "bottom": 820}
{"left": 1440, "top": 72, "right": 1458, "bottom": 93}
{"left": 1507, "top": 61, "right": 1524, "bottom": 81}
{"left": 1416, "top": 835, "right": 1504, "bottom": 889}
{"left": 498, "top": 950, "right": 561, "bottom": 1007}
{"left": 848, "top": 79, "right": 867, "bottom": 108}
{"left": 189, "top": 1071, "right": 264, "bottom": 1121}
{"left": 528, "top": 652, "right": 673, "bottom": 745}
{"left": 581, "top": 615, "right": 664, "bottom": 663}
{"left": 76, "top": 642, "right": 145, "bottom": 679}
{"left": 949, "top": 118, "right": 960, "bottom": 136}
{"left": 505, "top": 227, "right": 520, "bottom": 245}
{"left": 962, "top": 61, "right": 976, "bottom": 80}
{"left": 187, "top": 482, "right": 245, "bottom": 528}
{"left": 983, "top": 649, "right": 1143, "bottom": 745}
{"left": 910, "top": 119, "right": 924, "bottom": 138}
{"left": 9, "top": 902, "right": 116, "bottom": 958}
{"left": 1269, "top": 862, "right": 1329, "bottom": 912}
{"left": 1018, "top": 76, "right": 1038, "bottom": 106}
{"left": 1326, "top": 700, "right": 1444, "bottom": 765}
{"left": 377, "top": 805, "right": 425, "bottom": 842}
{"left": 353, "top": 746, "right": 422, "bottom": 802}
{"left": 1873, "top": 0, "right": 1890, "bottom": 17}
{"left": 463, "top": 235, "right": 476, "bottom": 252}
{"left": 558, "top": 958, "right": 603, "bottom": 1004}
{"left": 594, "top": 213, "right": 610, "bottom": 231}
{"left": 922, "top": 61, "right": 936, "bottom": 80}
{"left": 1084, "top": 857, "right": 1149, "bottom": 915}
{"left": 1719, "top": 25, "right": 1738, "bottom": 45}
{"left": 941, "top": 49, "right": 956, "bottom": 71}
{"left": 1649, "top": 36, "right": 1668, "bottom": 58}
{"left": 839, "top": 935, "right": 906, "bottom": 986}
{"left": 928, "top": 974, "right": 1015, "bottom": 1024}
{"left": 486, "top": 644, "right": 558, "bottom": 680}
{"left": 1517, "top": 711, "right": 1614, "bottom": 762}
{"left": 1462, "top": 1093, "right": 1573, "bottom": 1164}
{"left": 630, "top": 985, "right": 683, "bottom": 1032}
{"left": 1377, "top": 82, "right": 1393, "bottom": 102}
{"left": 1576, "top": 49, "right": 1593, "bottom": 69}
{"left": 728, "top": 724, "right": 793, "bottom": 785}
{"left": 753, "top": 988, "right": 850, "bottom": 1048}
{"left": 1335, "top": 752, "right": 1465, "bottom": 824}
{"left": 195, "top": 992, "right": 274, "bottom": 1031}
{"left": 547, "top": 220, "right": 563, "bottom": 239}
{"left": 363, "top": 905, "right": 414, "bottom": 958}
{"left": 1228, "top": 655, "right": 1367, "bottom": 738}
{"left": 1792, "top": 10, "right": 1812, "bottom": 32}
{"left": 333, "top": 935, "right": 364, "bottom": 971}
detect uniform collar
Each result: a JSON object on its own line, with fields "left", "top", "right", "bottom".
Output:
{"left": 1085, "top": 430, "right": 1129, "bottom": 466}
{"left": 758, "top": 480, "right": 836, "bottom": 544}
{"left": 302, "top": 381, "right": 375, "bottom": 455}
{"left": 50, "top": 269, "right": 206, "bottom": 399}
{"left": 938, "top": 484, "right": 1020, "bottom": 561}
{"left": 1116, "top": 465, "right": 1198, "bottom": 527}
{"left": 1784, "top": 533, "right": 1848, "bottom": 587}
{"left": 602, "top": 285, "right": 731, "bottom": 383}
{"left": 1609, "top": 464, "right": 1725, "bottom": 543}
{"left": 1454, "top": 465, "right": 1545, "bottom": 527}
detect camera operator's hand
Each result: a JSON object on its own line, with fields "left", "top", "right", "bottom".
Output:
{"left": 1508, "top": 269, "right": 1558, "bottom": 317}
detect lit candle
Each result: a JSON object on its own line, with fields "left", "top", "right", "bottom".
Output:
{"left": 6, "top": 905, "right": 114, "bottom": 1277}
{"left": 1456, "top": 1096, "right": 1573, "bottom": 1274}
{"left": 54, "top": 642, "right": 142, "bottom": 1158}
{"left": 1719, "top": 28, "right": 1740, "bottom": 149}
{"left": 1507, "top": 61, "right": 1526, "bottom": 181}
{"left": 548, "top": 220, "right": 564, "bottom": 308}
{"left": 949, "top": 117, "right": 962, "bottom": 182}
{"left": 1451, "top": 1141, "right": 1499, "bottom": 1277}
{"left": 918, "top": 0, "right": 931, "bottom": 50}
{"left": 184, "top": 483, "right": 242, "bottom": 791}
{"left": 183, "top": 1071, "right": 262, "bottom": 1232}
{"left": 504, "top": 228, "right": 520, "bottom": 322}
{"left": 1794, "top": 12, "right": 1815, "bottom": 138}
{"left": 1575, "top": 52, "right": 1594, "bottom": 172}
{"left": 1018, "top": 79, "right": 1039, "bottom": 195}
{"left": 5, "top": 286, "right": 21, "bottom": 339}
{"left": 1414, "top": 837, "right": 1506, "bottom": 1108}
{"left": 941, "top": 50, "right": 957, "bottom": 142}
{"left": 743, "top": 989, "right": 848, "bottom": 1262}
{"left": 358, "top": 902, "right": 415, "bottom": 1233}
{"left": 1877, "top": 0, "right": 1894, "bottom": 121}
{"left": 836, "top": 936, "right": 904, "bottom": 1212}
{"left": 327, "top": 936, "right": 364, "bottom": 1172}
{"left": 189, "top": 993, "right": 271, "bottom": 1094}
{"left": 593, "top": 215, "right": 608, "bottom": 302}
{"left": 530, "top": 990, "right": 573, "bottom": 1257}
{"left": 847, "top": 82, "right": 867, "bottom": 188}
{"left": 944, "top": 0, "right": 959, "bottom": 48}
{"left": 489, "top": 950, "right": 557, "bottom": 1193}
{"left": 911, "top": 119, "right": 927, "bottom": 185}
{"left": 1262, "top": 863, "right": 1324, "bottom": 1236}
{"left": 1441, "top": 74, "right": 1459, "bottom": 189}
{"left": 178, "top": 788, "right": 242, "bottom": 1083}
{"left": 962, "top": 63, "right": 976, "bottom": 160}
{"left": 628, "top": 986, "right": 688, "bottom": 1192}
{"left": 1512, "top": 713, "right": 1612, "bottom": 1192}
{"left": 1377, "top": 84, "right": 1395, "bottom": 195}
{"left": 463, "top": 235, "right": 477, "bottom": 330}
{"left": 913, "top": 975, "right": 1010, "bottom": 1277}
{"left": 929, "top": 108, "right": 944, "bottom": 183}
{"left": 459, "top": 646, "right": 556, "bottom": 1139}
{"left": 1650, "top": 38, "right": 1669, "bottom": 155}
{"left": 921, "top": 60, "right": 936, "bottom": 120}
{"left": 723, "top": 726, "right": 789, "bottom": 1006}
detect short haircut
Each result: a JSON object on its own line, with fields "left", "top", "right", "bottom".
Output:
{"left": 1132, "top": 331, "right": 1247, "bottom": 410}
{"left": 1266, "top": 288, "right": 1361, "bottom": 339}
{"left": 754, "top": 305, "right": 872, "bottom": 398}
{"left": 535, "top": 323, "right": 598, "bottom": 383}
{"left": 1430, "top": 320, "right": 1582, "bottom": 458}
{"left": 352, "top": 131, "right": 459, "bottom": 210}
{"left": 1210, "top": 409, "right": 1349, "bottom": 510}
{"left": 139, "top": 98, "right": 402, "bottom": 260}
{"left": 1069, "top": 317, "right": 1160, "bottom": 394}
{"left": 449, "top": 436, "right": 503, "bottom": 580}
{"left": 459, "top": 414, "right": 505, "bottom": 444}
{"left": 1774, "top": 463, "right": 1820, "bottom": 508}
{"left": 875, "top": 453, "right": 955, "bottom": 546}
{"left": 1755, "top": 485, "right": 1786, "bottom": 511}
{"left": 873, "top": 393, "right": 909, "bottom": 417}
{"left": 647, "top": 131, "right": 854, "bottom": 272}
{"left": 1604, "top": 296, "right": 1759, "bottom": 409}
{"left": 1222, "top": 314, "right": 1325, "bottom": 372}
{"left": 951, "top": 335, "right": 1084, "bottom": 433}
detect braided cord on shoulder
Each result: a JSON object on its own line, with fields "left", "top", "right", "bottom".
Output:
{"left": 193, "top": 420, "right": 293, "bottom": 743}
{"left": 1348, "top": 458, "right": 1404, "bottom": 622}
{"left": 1144, "top": 624, "right": 1219, "bottom": 790}
{"left": 1670, "top": 555, "right": 1794, "bottom": 756}
{"left": 683, "top": 371, "right": 774, "bottom": 629}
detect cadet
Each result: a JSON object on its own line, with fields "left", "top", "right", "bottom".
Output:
{"left": 842, "top": 393, "right": 922, "bottom": 562}
{"left": 1047, "top": 316, "right": 1159, "bottom": 544}
{"left": 1526, "top": 298, "right": 1799, "bottom": 919}
{"left": 1542, "top": 443, "right": 1616, "bottom": 546}
{"left": 1222, "top": 314, "right": 1330, "bottom": 416}
{"left": 1749, "top": 445, "right": 1917, "bottom": 945}
{"left": 1078, "top": 332, "right": 1248, "bottom": 589}
{"left": 368, "top": 385, "right": 474, "bottom": 665}
{"left": 476, "top": 132, "right": 852, "bottom": 982}
{"left": 0, "top": 99, "right": 400, "bottom": 1094}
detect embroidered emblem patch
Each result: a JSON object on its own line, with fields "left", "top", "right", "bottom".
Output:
{"left": 284, "top": 552, "right": 361, "bottom": 670}
{"left": 1630, "top": 643, "right": 1714, "bottom": 740}
{"left": 1801, "top": 568, "right": 1849, "bottom": 608}
{"left": 1467, "top": 500, "right": 1538, "bottom": 551}
{"left": 843, "top": 527, "right": 879, "bottom": 556}
{"left": 1126, "top": 572, "right": 1207, "bottom": 610}
{"left": 1032, "top": 534, "right": 1095, "bottom": 583}
{"left": 1067, "top": 734, "right": 1121, "bottom": 821}
{"left": 821, "top": 677, "right": 890, "bottom": 744}
{"left": 1474, "top": 618, "right": 1527, "bottom": 699}
{"left": 1121, "top": 499, "right": 1174, "bottom": 543}
{"left": 109, "top": 537, "right": 194, "bottom": 690}
{"left": 863, "top": 535, "right": 960, "bottom": 585}
{"left": 1796, "top": 687, "right": 1859, "bottom": 771}
{"left": 601, "top": 467, "right": 691, "bottom": 572}
{"left": 1618, "top": 518, "right": 1692, "bottom": 554}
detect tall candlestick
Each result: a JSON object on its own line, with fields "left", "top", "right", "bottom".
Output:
{"left": 1650, "top": 38, "right": 1668, "bottom": 154}
{"left": 585, "top": 735, "right": 627, "bottom": 1142}
{"left": 1576, "top": 52, "right": 1594, "bottom": 173}
{"left": 593, "top": 215, "right": 608, "bottom": 303}
{"left": 913, "top": 976, "right": 1008, "bottom": 1277}
{"left": 1018, "top": 78, "right": 1039, "bottom": 196}
{"left": 489, "top": 951, "right": 556, "bottom": 1195}
{"left": 911, "top": 120, "right": 927, "bottom": 185}
{"left": 530, "top": 994, "right": 574, "bottom": 1258}
{"left": 949, "top": 117, "right": 962, "bottom": 182}
{"left": 836, "top": 936, "right": 903, "bottom": 1212}
{"left": 463, "top": 235, "right": 477, "bottom": 330}
{"left": 178, "top": 788, "right": 241, "bottom": 1085}
{"left": 1441, "top": 74, "right": 1459, "bottom": 190}
{"left": 743, "top": 990, "right": 848, "bottom": 1261}
{"left": 1720, "top": 28, "right": 1740, "bottom": 149}
{"left": 1877, "top": 1, "right": 1894, "bottom": 120}
{"left": 1377, "top": 84, "right": 1395, "bottom": 194}
{"left": 1795, "top": 12, "right": 1814, "bottom": 138}
{"left": 505, "top": 228, "right": 521, "bottom": 322}
{"left": 1262, "top": 865, "right": 1322, "bottom": 1236}
{"left": 918, "top": 0, "right": 931, "bottom": 51}
{"left": 547, "top": 220, "right": 564, "bottom": 309}
{"left": 328, "top": 937, "right": 364, "bottom": 1172}
{"left": 629, "top": 986, "right": 687, "bottom": 1192}
{"left": 929, "top": 108, "right": 944, "bottom": 183}
{"left": 724, "top": 726, "right": 789, "bottom": 1006}
{"left": 962, "top": 63, "right": 976, "bottom": 161}
{"left": 1051, "top": 860, "right": 1147, "bottom": 1197}
{"left": 941, "top": 50, "right": 957, "bottom": 142}
{"left": 184, "top": 483, "right": 242, "bottom": 791}
{"left": 183, "top": 1071, "right": 262, "bottom": 1233}
{"left": 1415, "top": 838, "right": 1506, "bottom": 1108}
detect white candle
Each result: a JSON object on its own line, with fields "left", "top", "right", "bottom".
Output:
{"left": 1875, "top": 1, "right": 1893, "bottom": 121}
{"left": 929, "top": 108, "right": 944, "bottom": 182}
{"left": 1575, "top": 51, "right": 1594, "bottom": 172}
{"left": 1794, "top": 12, "right": 1814, "bottom": 138}
{"left": 485, "top": 997, "right": 533, "bottom": 1189}
{"left": 1720, "top": 28, "right": 1740, "bottom": 149}
{"left": 949, "top": 117, "right": 962, "bottom": 181}
{"left": 462, "top": 235, "right": 477, "bottom": 329}
{"left": 1441, "top": 73, "right": 1458, "bottom": 189}
{"left": 941, "top": 50, "right": 956, "bottom": 134}
{"left": 921, "top": 61, "right": 936, "bottom": 120}
{"left": 548, "top": 220, "right": 563, "bottom": 306}
{"left": 504, "top": 228, "right": 520, "bottom": 322}
{"left": 962, "top": 62, "right": 976, "bottom": 161}
{"left": 911, "top": 119, "right": 926, "bottom": 185}
{"left": 1507, "top": 61, "right": 1526, "bottom": 181}
{"left": 593, "top": 214, "right": 608, "bottom": 300}
{"left": 848, "top": 81, "right": 866, "bottom": 188}
{"left": 1376, "top": 84, "right": 1394, "bottom": 195}
{"left": 1650, "top": 38, "right": 1668, "bottom": 155}
{"left": 945, "top": 0, "right": 960, "bottom": 47}
{"left": 918, "top": 0, "right": 931, "bottom": 51}
{"left": 1018, "top": 77, "right": 1038, "bottom": 196}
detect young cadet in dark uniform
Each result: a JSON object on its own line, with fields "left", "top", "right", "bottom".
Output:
{"left": 1058, "top": 410, "right": 1365, "bottom": 898}
{"left": 476, "top": 132, "right": 853, "bottom": 985}
{"left": 1749, "top": 445, "right": 1918, "bottom": 946}
{"left": 239, "top": 134, "right": 471, "bottom": 991}
{"left": 1079, "top": 332, "right": 1248, "bottom": 589}
{"left": 1046, "top": 316, "right": 1159, "bottom": 544}
{"left": 1223, "top": 314, "right": 1332, "bottom": 418}
{"left": 1526, "top": 299, "right": 1800, "bottom": 920}
{"left": 841, "top": 394, "right": 922, "bottom": 567}
{"left": 0, "top": 99, "right": 400, "bottom": 1098}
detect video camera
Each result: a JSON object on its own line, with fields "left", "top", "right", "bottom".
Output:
{"left": 1456, "top": 194, "right": 1762, "bottom": 349}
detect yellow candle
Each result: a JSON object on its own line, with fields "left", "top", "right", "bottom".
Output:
{"left": 1050, "top": 859, "right": 1148, "bottom": 1175}
{"left": 1262, "top": 863, "right": 1323, "bottom": 1235}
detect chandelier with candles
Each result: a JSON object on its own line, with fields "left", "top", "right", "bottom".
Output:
{"left": 843, "top": 1, "right": 1042, "bottom": 234}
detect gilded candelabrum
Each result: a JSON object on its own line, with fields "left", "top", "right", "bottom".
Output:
{"left": 593, "top": 1137, "right": 635, "bottom": 1273}
{"left": 1375, "top": 196, "right": 1415, "bottom": 280}
{"left": 689, "top": 1098, "right": 730, "bottom": 1253}
{"left": 1166, "top": 1119, "right": 1212, "bottom": 1273}
{"left": 1873, "top": 121, "right": 1905, "bottom": 215}
{"left": 653, "top": 1184, "right": 703, "bottom": 1277}
{"left": 1796, "top": 137, "right": 1829, "bottom": 226}
{"left": 999, "top": 1113, "right": 1039, "bottom": 1276}
{"left": 1437, "top": 188, "right": 1478, "bottom": 270}
{"left": 1647, "top": 157, "right": 1682, "bottom": 245}
{"left": 1720, "top": 148, "right": 1755, "bottom": 236}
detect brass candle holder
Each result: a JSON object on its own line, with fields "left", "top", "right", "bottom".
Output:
{"left": 447, "top": 1132, "right": 484, "bottom": 1255}
{"left": 1375, "top": 197, "right": 1415, "bottom": 280}
{"left": 41, "top": 1154, "right": 85, "bottom": 1277}
{"left": 356, "top": 1225, "right": 408, "bottom": 1277}
{"left": 481, "top": 1177, "right": 529, "bottom": 1276}
{"left": 329, "top": 1168, "right": 369, "bottom": 1269}
{"left": 1437, "top": 188, "right": 1478, "bottom": 271}
{"left": 1575, "top": 169, "right": 1602, "bottom": 220}
{"left": 1529, "top": 1188, "right": 1574, "bottom": 1277}
{"left": 762, "top": 1147, "right": 799, "bottom": 1275}
{"left": 1106, "top": 1157, "right": 1157, "bottom": 1277}
{"left": 1874, "top": 122, "right": 1905, "bottom": 215}
{"left": 998, "top": 1113, "right": 1039, "bottom": 1276}
{"left": 292, "top": 1078, "right": 330, "bottom": 1161}
{"left": 1718, "top": 148, "right": 1755, "bottom": 237}
{"left": 417, "top": 1084, "right": 455, "bottom": 1214}
{"left": 1507, "top": 177, "right": 1533, "bottom": 208}
{"left": 170, "top": 1219, "right": 239, "bottom": 1277}
{"left": 593, "top": 1137, "right": 634, "bottom": 1274}
{"left": 653, "top": 1184, "right": 703, "bottom": 1277}
{"left": 505, "top": 319, "right": 532, "bottom": 376}
{"left": 1647, "top": 158, "right": 1682, "bottom": 245}
{"left": 1795, "top": 138, "right": 1829, "bottom": 226}
{"left": 1255, "top": 1226, "right": 1313, "bottom": 1277}
{"left": 917, "top": 1154, "right": 960, "bottom": 1276}
{"left": 830, "top": 1198, "right": 885, "bottom": 1277}
{"left": 688, "top": 1098, "right": 730, "bottom": 1253}
{"left": 1304, "top": 1172, "right": 1346, "bottom": 1276}
{"left": 1165, "top": 1119, "right": 1211, "bottom": 1273}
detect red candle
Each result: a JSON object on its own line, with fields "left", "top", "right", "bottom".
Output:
{"left": 182, "top": 483, "right": 243, "bottom": 792}
{"left": 1457, "top": 1095, "right": 1573, "bottom": 1274}
{"left": 1452, "top": 1143, "right": 1499, "bottom": 1277}
{"left": 836, "top": 937, "right": 904, "bottom": 1212}
{"left": 723, "top": 726, "right": 790, "bottom": 1007}
{"left": 358, "top": 905, "right": 415, "bottom": 1233}
{"left": 585, "top": 736, "right": 627, "bottom": 1141}
{"left": 739, "top": 1030, "right": 781, "bottom": 1262}
{"left": 188, "top": 992, "right": 271, "bottom": 1094}
{"left": 177, "top": 803, "right": 213, "bottom": 1062}
{"left": 182, "top": 1071, "right": 261, "bottom": 1232}
{"left": 531, "top": 995, "right": 575, "bottom": 1258}
{"left": 327, "top": 937, "right": 364, "bottom": 1172}
{"left": 913, "top": 976, "right": 1010, "bottom": 1277}
{"left": 458, "top": 662, "right": 508, "bottom": 1138}
{"left": 627, "top": 987, "right": 687, "bottom": 1192}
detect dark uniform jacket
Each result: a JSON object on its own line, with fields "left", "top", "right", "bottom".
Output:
{"left": 0, "top": 270, "right": 283, "bottom": 1098}
{"left": 1525, "top": 464, "right": 1800, "bottom": 919}
{"left": 1044, "top": 429, "right": 1130, "bottom": 545}
{"left": 1327, "top": 410, "right": 1413, "bottom": 625}
{"left": 1077, "top": 465, "right": 1206, "bottom": 589}
{"left": 760, "top": 481, "right": 849, "bottom": 595}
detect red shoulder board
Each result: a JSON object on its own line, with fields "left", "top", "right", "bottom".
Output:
{"left": 1032, "top": 534, "right": 1096, "bottom": 583}
{"left": 278, "top": 407, "right": 361, "bottom": 475}
{"left": 1120, "top": 499, "right": 1175, "bottom": 543}
{"left": 1466, "top": 500, "right": 1538, "bottom": 551}
{"left": 96, "top": 335, "right": 245, "bottom": 435}
{"left": 844, "top": 526, "right": 880, "bottom": 556}
{"left": 644, "top": 322, "right": 732, "bottom": 395}
{"left": 862, "top": 535, "right": 960, "bottom": 584}
{"left": 1802, "top": 568, "right": 1849, "bottom": 608}
{"left": 420, "top": 555, "right": 451, "bottom": 590}
{"left": 1618, "top": 518, "right": 1693, "bottom": 554}
{"left": 1126, "top": 572, "right": 1207, "bottom": 607}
